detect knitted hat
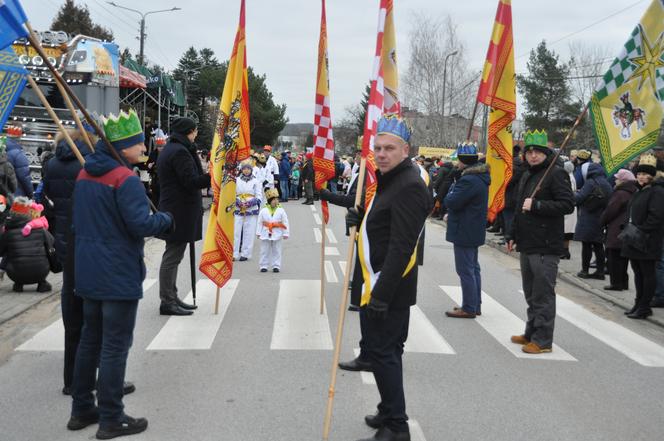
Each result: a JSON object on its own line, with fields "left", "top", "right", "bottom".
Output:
{"left": 171, "top": 117, "right": 197, "bottom": 135}
{"left": 456, "top": 142, "right": 478, "bottom": 165}
{"left": 240, "top": 160, "right": 253, "bottom": 172}
{"left": 635, "top": 153, "right": 658, "bottom": 176}
{"left": 265, "top": 188, "right": 279, "bottom": 202}
{"left": 10, "top": 196, "right": 31, "bottom": 216}
{"left": 614, "top": 168, "right": 636, "bottom": 182}
{"left": 523, "top": 130, "right": 549, "bottom": 154}
{"left": 102, "top": 110, "right": 145, "bottom": 151}
{"left": 263, "top": 145, "right": 272, "bottom": 152}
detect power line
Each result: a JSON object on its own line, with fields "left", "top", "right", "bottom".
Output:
{"left": 92, "top": 0, "right": 137, "bottom": 30}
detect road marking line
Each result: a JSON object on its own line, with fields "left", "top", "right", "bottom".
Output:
{"left": 409, "top": 420, "right": 427, "bottom": 441}
{"left": 314, "top": 227, "right": 322, "bottom": 243}
{"left": 313, "top": 213, "right": 322, "bottom": 225}
{"left": 405, "top": 306, "right": 456, "bottom": 354}
{"left": 326, "top": 229, "right": 338, "bottom": 244}
{"left": 441, "top": 286, "right": 576, "bottom": 361}
{"left": 147, "top": 279, "right": 239, "bottom": 350}
{"left": 17, "top": 279, "right": 157, "bottom": 352}
{"left": 311, "top": 205, "right": 316, "bottom": 212}
{"left": 325, "top": 247, "right": 339, "bottom": 256}
{"left": 556, "top": 294, "right": 664, "bottom": 367}
{"left": 270, "top": 280, "right": 333, "bottom": 350}
{"left": 354, "top": 348, "right": 375, "bottom": 385}
{"left": 338, "top": 260, "right": 347, "bottom": 275}
{"left": 324, "top": 260, "right": 338, "bottom": 283}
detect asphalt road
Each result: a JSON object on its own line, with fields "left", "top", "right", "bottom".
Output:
{"left": 1, "top": 201, "right": 664, "bottom": 441}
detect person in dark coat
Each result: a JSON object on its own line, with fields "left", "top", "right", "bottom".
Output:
{"left": 5, "top": 127, "right": 34, "bottom": 198}
{"left": 0, "top": 197, "right": 52, "bottom": 292}
{"left": 432, "top": 160, "right": 453, "bottom": 219}
{"left": 503, "top": 146, "right": 524, "bottom": 236}
{"left": 0, "top": 138, "right": 17, "bottom": 201}
{"left": 301, "top": 153, "right": 314, "bottom": 205}
{"left": 620, "top": 154, "right": 664, "bottom": 319}
{"left": 574, "top": 162, "right": 613, "bottom": 279}
{"left": 444, "top": 144, "right": 490, "bottom": 318}
{"left": 599, "top": 169, "right": 638, "bottom": 291}
{"left": 68, "top": 111, "right": 172, "bottom": 439}
{"left": 278, "top": 151, "right": 291, "bottom": 202}
{"left": 156, "top": 117, "right": 210, "bottom": 316}
{"left": 573, "top": 148, "right": 593, "bottom": 190}
{"left": 506, "top": 130, "right": 574, "bottom": 354}
{"left": 348, "top": 116, "right": 431, "bottom": 441}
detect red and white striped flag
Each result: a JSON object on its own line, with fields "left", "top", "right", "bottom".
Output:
{"left": 362, "top": 0, "right": 400, "bottom": 205}
{"left": 313, "top": 0, "right": 335, "bottom": 224}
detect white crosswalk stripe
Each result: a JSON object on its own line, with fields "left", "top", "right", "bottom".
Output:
{"left": 313, "top": 227, "right": 337, "bottom": 245}
{"left": 338, "top": 260, "right": 347, "bottom": 276}
{"left": 311, "top": 205, "right": 316, "bottom": 212}
{"left": 326, "top": 229, "right": 338, "bottom": 244}
{"left": 147, "top": 279, "right": 239, "bottom": 350}
{"left": 270, "top": 280, "right": 333, "bottom": 350}
{"left": 440, "top": 286, "right": 576, "bottom": 361}
{"left": 325, "top": 247, "right": 339, "bottom": 256}
{"left": 324, "top": 260, "right": 338, "bottom": 283}
{"left": 409, "top": 420, "right": 428, "bottom": 441}
{"left": 314, "top": 227, "right": 322, "bottom": 243}
{"left": 17, "top": 279, "right": 158, "bottom": 352}
{"left": 354, "top": 348, "right": 375, "bottom": 385}
{"left": 313, "top": 213, "right": 323, "bottom": 225}
{"left": 405, "top": 306, "right": 456, "bottom": 354}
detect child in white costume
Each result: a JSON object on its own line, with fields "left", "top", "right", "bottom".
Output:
{"left": 256, "top": 188, "right": 289, "bottom": 272}
{"left": 234, "top": 161, "right": 263, "bottom": 261}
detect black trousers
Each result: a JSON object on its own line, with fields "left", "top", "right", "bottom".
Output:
{"left": 582, "top": 241, "right": 605, "bottom": 273}
{"left": 606, "top": 248, "right": 629, "bottom": 289}
{"left": 631, "top": 259, "right": 656, "bottom": 312}
{"left": 61, "top": 252, "right": 83, "bottom": 389}
{"left": 361, "top": 307, "right": 410, "bottom": 433}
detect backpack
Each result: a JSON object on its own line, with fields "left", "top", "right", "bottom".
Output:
{"left": 583, "top": 179, "right": 608, "bottom": 212}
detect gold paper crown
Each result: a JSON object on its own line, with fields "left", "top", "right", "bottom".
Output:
{"left": 265, "top": 188, "right": 279, "bottom": 201}
{"left": 639, "top": 153, "right": 657, "bottom": 168}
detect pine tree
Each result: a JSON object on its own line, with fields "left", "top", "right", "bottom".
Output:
{"left": 50, "top": 0, "right": 113, "bottom": 41}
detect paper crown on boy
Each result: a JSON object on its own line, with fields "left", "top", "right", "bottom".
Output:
{"left": 456, "top": 142, "right": 479, "bottom": 165}
{"left": 376, "top": 114, "right": 412, "bottom": 144}
{"left": 264, "top": 188, "right": 279, "bottom": 202}
{"left": 523, "top": 129, "right": 549, "bottom": 154}
{"left": 635, "top": 153, "right": 658, "bottom": 176}
{"left": 102, "top": 109, "right": 144, "bottom": 150}
{"left": 6, "top": 126, "right": 23, "bottom": 137}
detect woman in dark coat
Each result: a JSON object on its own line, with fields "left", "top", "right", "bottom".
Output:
{"left": 156, "top": 117, "right": 210, "bottom": 315}
{"left": 621, "top": 155, "right": 664, "bottom": 319}
{"left": 599, "top": 169, "right": 638, "bottom": 291}
{"left": 574, "top": 162, "right": 613, "bottom": 279}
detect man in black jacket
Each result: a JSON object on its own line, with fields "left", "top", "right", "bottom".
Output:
{"left": 506, "top": 130, "right": 574, "bottom": 354}
{"left": 157, "top": 117, "right": 210, "bottom": 315}
{"left": 349, "top": 115, "right": 431, "bottom": 441}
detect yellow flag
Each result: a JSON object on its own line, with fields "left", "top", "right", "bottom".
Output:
{"left": 199, "top": 0, "right": 250, "bottom": 287}
{"left": 591, "top": 0, "right": 664, "bottom": 173}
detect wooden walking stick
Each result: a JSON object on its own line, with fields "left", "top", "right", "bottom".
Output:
{"left": 320, "top": 213, "right": 326, "bottom": 315}
{"left": 322, "top": 157, "right": 367, "bottom": 441}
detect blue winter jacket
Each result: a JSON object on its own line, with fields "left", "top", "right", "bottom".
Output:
{"left": 444, "top": 163, "right": 491, "bottom": 248}
{"left": 279, "top": 154, "right": 292, "bottom": 181}
{"left": 6, "top": 137, "right": 33, "bottom": 197}
{"left": 73, "top": 141, "right": 172, "bottom": 301}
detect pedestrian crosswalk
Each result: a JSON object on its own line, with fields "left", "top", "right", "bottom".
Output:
{"left": 14, "top": 278, "right": 664, "bottom": 369}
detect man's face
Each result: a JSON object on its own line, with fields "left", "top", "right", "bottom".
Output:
{"left": 187, "top": 128, "right": 198, "bottom": 143}
{"left": 374, "top": 134, "right": 408, "bottom": 174}
{"left": 121, "top": 143, "right": 146, "bottom": 164}
{"left": 525, "top": 148, "right": 547, "bottom": 167}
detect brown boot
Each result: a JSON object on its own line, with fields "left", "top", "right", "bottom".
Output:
{"left": 445, "top": 308, "right": 476, "bottom": 318}
{"left": 522, "top": 342, "right": 552, "bottom": 354}
{"left": 510, "top": 335, "right": 530, "bottom": 345}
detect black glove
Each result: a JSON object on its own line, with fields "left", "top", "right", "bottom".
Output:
{"left": 365, "top": 297, "right": 389, "bottom": 320}
{"left": 345, "top": 206, "right": 365, "bottom": 230}
{"left": 164, "top": 212, "right": 176, "bottom": 235}
{"left": 319, "top": 188, "right": 333, "bottom": 202}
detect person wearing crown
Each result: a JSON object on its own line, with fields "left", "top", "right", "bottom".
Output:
{"left": 505, "top": 130, "right": 574, "bottom": 354}
{"left": 156, "top": 117, "right": 210, "bottom": 316}
{"left": 444, "top": 142, "right": 490, "bottom": 319}
{"left": 256, "top": 188, "right": 289, "bottom": 272}
{"left": 620, "top": 153, "right": 664, "bottom": 319}
{"left": 346, "top": 115, "right": 431, "bottom": 441}
{"left": 67, "top": 109, "right": 173, "bottom": 439}
{"left": 234, "top": 160, "right": 263, "bottom": 261}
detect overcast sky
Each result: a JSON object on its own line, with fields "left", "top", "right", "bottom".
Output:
{"left": 23, "top": 0, "right": 649, "bottom": 124}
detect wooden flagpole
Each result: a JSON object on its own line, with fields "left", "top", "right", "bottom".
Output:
{"left": 52, "top": 77, "right": 95, "bottom": 152}
{"left": 322, "top": 157, "right": 367, "bottom": 441}
{"left": 319, "top": 212, "right": 326, "bottom": 315}
{"left": 214, "top": 286, "right": 221, "bottom": 315}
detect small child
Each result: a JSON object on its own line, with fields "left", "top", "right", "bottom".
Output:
{"left": 22, "top": 202, "right": 49, "bottom": 236}
{"left": 256, "top": 188, "right": 289, "bottom": 273}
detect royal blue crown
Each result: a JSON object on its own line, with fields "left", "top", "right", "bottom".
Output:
{"left": 456, "top": 142, "right": 478, "bottom": 156}
{"left": 376, "top": 114, "right": 412, "bottom": 143}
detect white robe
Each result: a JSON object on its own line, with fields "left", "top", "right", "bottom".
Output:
{"left": 265, "top": 155, "right": 280, "bottom": 188}
{"left": 256, "top": 206, "right": 290, "bottom": 270}
{"left": 233, "top": 176, "right": 263, "bottom": 259}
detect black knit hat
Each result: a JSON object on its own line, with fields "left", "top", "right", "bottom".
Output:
{"left": 171, "top": 117, "right": 197, "bottom": 135}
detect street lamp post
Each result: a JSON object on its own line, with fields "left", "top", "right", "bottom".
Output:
{"left": 441, "top": 50, "right": 458, "bottom": 144}
{"left": 106, "top": 2, "right": 181, "bottom": 66}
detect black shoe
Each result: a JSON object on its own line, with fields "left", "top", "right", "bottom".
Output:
{"left": 159, "top": 303, "right": 193, "bottom": 316}
{"left": 62, "top": 386, "right": 71, "bottom": 395}
{"left": 348, "top": 304, "right": 360, "bottom": 312}
{"left": 37, "top": 281, "right": 52, "bottom": 292}
{"left": 273, "top": 268, "right": 280, "bottom": 273}
{"left": 627, "top": 309, "right": 653, "bottom": 319}
{"left": 650, "top": 298, "right": 664, "bottom": 308}
{"left": 589, "top": 272, "right": 605, "bottom": 280}
{"left": 338, "top": 357, "right": 372, "bottom": 372}
{"left": 487, "top": 225, "right": 500, "bottom": 233}
{"left": 122, "top": 382, "right": 136, "bottom": 395}
{"left": 96, "top": 415, "right": 148, "bottom": 440}
{"left": 604, "top": 285, "right": 624, "bottom": 291}
{"left": 560, "top": 251, "right": 571, "bottom": 260}
{"left": 67, "top": 410, "right": 99, "bottom": 430}
{"left": 176, "top": 298, "right": 198, "bottom": 310}
{"left": 577, "top": 271, "right": 591, "bottom": 279}
{"left": 260, "top": 268, "right": 268, "bottom": 273}
{"left": 624, "top": 305, "right": 638, "bottom": 315}
{"left": 12, "top": 283, "right": 23, "bottom": 292}
{"left": 365, "top": 412, "right": 388, "bottom": 429}
{"left": 239, "top": 256, "right": 248, "bottom": 262}
{"left": 356, "top": 426, "right": 410, "bottom": 441}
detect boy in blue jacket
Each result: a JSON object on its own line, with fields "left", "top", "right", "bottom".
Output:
{"left": 67, "top": 110, "right": 173, "bottom": 440}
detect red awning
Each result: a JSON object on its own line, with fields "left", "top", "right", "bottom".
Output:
{"left": 120, "top": 65, "right": 147, "bottom": 89}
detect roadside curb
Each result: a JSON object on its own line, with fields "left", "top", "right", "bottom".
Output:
{"left": 0, "top": 279, "right": 62, "bottom": 327}
{"left": 429, "top": 218, "right": 664, "bottom": 329}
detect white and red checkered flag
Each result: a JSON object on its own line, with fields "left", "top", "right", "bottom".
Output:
{"left": 313, "top": 0, "right": 335, "bottom": 224}
{"left": 362, "top": 0, "right": 400, "bottom": 205}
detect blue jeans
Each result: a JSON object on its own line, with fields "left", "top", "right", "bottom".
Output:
{"left": 655, "top": 251, "right": 664, "bottom": 300}
{"left": 289, "top": 180, "right": 299, "bottom": 199}
{"left": 279, "top": 179, "right": 289, "bottom": 201}
{"left": 71, "top": 299, "right": 138, "bottom": 423}
{"left": 453, "top": 244, "right": 482, "bottom": 314}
